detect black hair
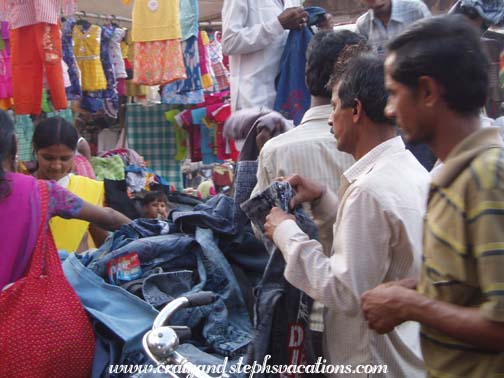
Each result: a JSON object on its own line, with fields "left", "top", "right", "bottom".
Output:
{"left": 306, "top": 30, "right": 367, "bottom": 98}
{"left": 387, "top": 14, "right": 489, "bottom": 117}
{"left": 338, "top": 54, "right": 394, "bottom": 125}
{"left": 0, "top": 110, "right": 15, "bottom": 199}
{"left": 140, "top": 190, "right": 168, "bottom": 206}
{"left": 32, "top": 117, "right": 78, "bottom": 152}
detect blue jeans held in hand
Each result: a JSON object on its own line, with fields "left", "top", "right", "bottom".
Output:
{"left": 242, "top": 182, "right": 319, "bottom": 376}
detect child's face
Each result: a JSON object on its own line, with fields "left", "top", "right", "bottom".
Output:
{"left": 144, "top": 200, "right": 168, "bottom": 220}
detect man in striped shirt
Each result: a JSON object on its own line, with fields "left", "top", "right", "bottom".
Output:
{"left": 361, "top": 15, "right": 504, "bottom": 378}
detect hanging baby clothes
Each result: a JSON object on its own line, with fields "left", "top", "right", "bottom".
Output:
{"left": 161, "top": 36, "right": 204, "bottom": 105}
{"left": 100, "top": 25, "right": 119, "bottom": 118}
{"left": 0, "top": 48, "right": 12, "bottom": 99}
{"left": 208, "top": 34, "right": 229, "bottom": 93}
{"left": 0, "top": 21, "right": 12, "bottom": 100}
{"left": 161, "top": 0, "right": 203, "bottom": 105}
{"left": 73, "top": 23, "right": 107, "bottom": 92}
{"left": 110, "top": 27, "right": 127, "bottom": 80}
{"left": 131, "top": 0, "right": 185, "bottom": 86}
{"left": 62, "top": 18, "right": 82, "bottom": 100}
{"left": 1, "top": 0, "right": 75, "bottom": 114}
{"left": 10, "top": 23, "right": 68, "bottom": 114}
{"left": 165, "top": 109, "right": 189, "bottom": 162}
{"left": 198, "top": 31, "right": 214, "bottom": 90}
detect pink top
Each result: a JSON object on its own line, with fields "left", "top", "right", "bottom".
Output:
{"left": 0, "top": 173, "right": 83, "bottom": 289}
{"left": 0, "top": 0, "right": 77, "bottom": 30}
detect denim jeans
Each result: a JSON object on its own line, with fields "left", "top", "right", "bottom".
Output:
{"left": 232, "top": 160, "right": 259, "bottom": 230}
{"left": 171, "top": 195, "right": 237, "bottom": 235}
{"left": 241, "top": 182, "right": 318, "bottom": 376}
{"left": 63, "top": 253, "right": 158, "bottom": 378}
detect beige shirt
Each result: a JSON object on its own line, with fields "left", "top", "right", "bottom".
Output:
{"left": 254, "top": 104, "right": 355, "bottom": 255}
{"left": 273, "top": 136, "right": 429, "bottom": 377}
{"left": 253, "top": 105, "right": 354, "bottom": 332}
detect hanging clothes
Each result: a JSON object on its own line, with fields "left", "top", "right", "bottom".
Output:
{"left": 14, "top": 114, "right": 34, "bottom": 161}
{"left": 161, "top": 36, "right": 204, "bottom": 105}
{"left": 131, "top": 0, "right": 181, "bottom": 42}
{"left": 100, "top": 25, "right": 119, "bottom": 118}
{"left": 131, "top": 0, "right": 185, "bottom": 86}
{"left": 179, "top": 0, "right": 199, "bottom": 41}
{"left": 62, "top": 17, "right": 82, "bottom": 100}
{"left": 0, "top": 0, "right": 77, "bottom": 29}
{"left": 10, "top": 22, "right": 67, "bottom": 114}
{"left": 198, "top": 31, "right": 213, "bottom": 90}
{"left": 208, "top": 34, "right": 229, "bottom": 93}
{"left": 132, "top": 40, "right": 185, "bottom": 86}
{"left": 110, "top": 27, "right": 127, "bottom": 80}
{"left": 0, "top": 48, "right": 12, "bottom": 99}
{"left": 273, "top": 7, "right": 326, "bottom": 125}
{"left": 126, "top": 103, "right": 182, "bottom": 190}
{"left": 73, "top": 23, "right": 107, "bottom": 92}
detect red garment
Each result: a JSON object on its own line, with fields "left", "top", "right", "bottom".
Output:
{"left": 0, "top": 179, "right": 95, "bottom": 378}
{"left": 10, "top": 22, "right": 67, "bottom": 115}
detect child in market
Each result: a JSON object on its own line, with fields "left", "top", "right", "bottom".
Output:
{"left": 139, "top": 190, "right": 169, "bottom": 220}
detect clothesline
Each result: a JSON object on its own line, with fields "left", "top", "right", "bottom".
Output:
{"left": 74, "top": 11, "right": 132, "bottom": 23}
{"left": 74, "top": 10, "right": 222, "bottom": 28}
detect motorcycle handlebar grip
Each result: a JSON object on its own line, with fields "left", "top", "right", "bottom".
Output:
{"left": 185, "top": 291, "right": 217, "bottom": 307}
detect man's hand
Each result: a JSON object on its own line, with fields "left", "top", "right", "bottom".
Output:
{"left": 361, "top": 284, "right": 417, "bottom": 334}
{"left": 264, "top": 207, "right": 295, "bottom": 240}
{"left": 278, "top": 7, "right": 309, "bottom": 30}
{"left": 283, "top": 174, "right": 324, "bottom": 209}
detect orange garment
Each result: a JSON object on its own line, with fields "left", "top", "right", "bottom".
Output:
{"left": 133, "top": 40, "right": 186, "bottom": 86}
{"left": 10, "top": 23, "right": 67, "bottom": 115}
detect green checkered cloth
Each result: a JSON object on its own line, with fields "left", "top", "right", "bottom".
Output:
{"left": 46, "top": 104, "right": 74, "bottom": 123}
{"left": 126, "top": 103, "right": 182, "bottom": 190}
{"left": 15, "top": 115, "right": 34, "bottom": 161}
{"left": 90, "top": 155, "right": 125, "bottom": 181}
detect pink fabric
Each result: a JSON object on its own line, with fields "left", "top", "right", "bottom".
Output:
{"left": 0, "top": 173, "right": 39, "bottom": 290}
{"left": 117, "top": 78, "right": 126, "bottom": 96}
{"left": 197, "top": 31, "right": 211, "bottom": 80}
{"left": 0, "top": 0, "right": 77, "bottom": 30}
{"left": 0, "top": 173, "right": 83, "bottom": 289}
{"left": 73, "top": 155, "right": 96, "bottom": 179}
{"left": 0, "top": 49, "right": 13, "bottom": 99}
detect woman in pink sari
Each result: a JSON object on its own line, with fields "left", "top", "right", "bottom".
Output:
{"left": 0, "top": 110, "right": 130, "bottom": 290}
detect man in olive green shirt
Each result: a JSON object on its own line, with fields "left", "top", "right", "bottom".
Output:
{"left": 361, "top": 15, "right": 504, "bottom": 378}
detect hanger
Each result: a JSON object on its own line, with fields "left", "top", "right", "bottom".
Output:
{"left": 76, "top": 11, "right": 91, "bottom": 28}
{"left": 111, "top": 15, "right": 120, "bottom": 28}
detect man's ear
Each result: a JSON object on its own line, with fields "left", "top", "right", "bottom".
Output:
{"left": 352, "top": 98, "right": 363, "bottom": 122}
{"left": 418, "top": 76, "right": 441, "bottom": 108}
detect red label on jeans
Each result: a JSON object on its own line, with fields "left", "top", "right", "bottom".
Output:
{"left": 107, "top": 252, "right": 142, "bottom": 284}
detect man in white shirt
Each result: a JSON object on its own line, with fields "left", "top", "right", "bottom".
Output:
{"left": 221, "top": 0, "right": 307, "bottom": 111}
{"left": 263, "top": 55, "right": 429, "bottom": 377}
{"left": 254, "top": 29, "right": 363, "bottom": 256}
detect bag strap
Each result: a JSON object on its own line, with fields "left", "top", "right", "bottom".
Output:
{"left": 27, "top": 180, "right": 62, "bottom": 278}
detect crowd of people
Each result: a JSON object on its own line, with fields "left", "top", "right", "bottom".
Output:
{"left": 1, "top": 0, "right": 504, "bottom": 377}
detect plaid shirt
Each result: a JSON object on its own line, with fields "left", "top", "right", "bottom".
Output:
{"left": 126, "top": 104, "right": 182, "bottom": 190}
{"left": 15, "top": 115, "right": 34, "bottom": 162}
{"left": 356, "top": 0, "right": 431, "bottom": 57}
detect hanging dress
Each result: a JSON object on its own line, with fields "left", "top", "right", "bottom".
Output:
{"left": 73, "top": 23, "right": 107, "bottom": 92}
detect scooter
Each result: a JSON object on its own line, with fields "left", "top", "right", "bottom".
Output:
{"left": 143, "top": 291, "right": 218, "bottom": 378}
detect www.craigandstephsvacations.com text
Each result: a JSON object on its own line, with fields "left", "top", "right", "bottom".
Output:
{"left": 109, "top": 355, "right": 388, "bottom": 377}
